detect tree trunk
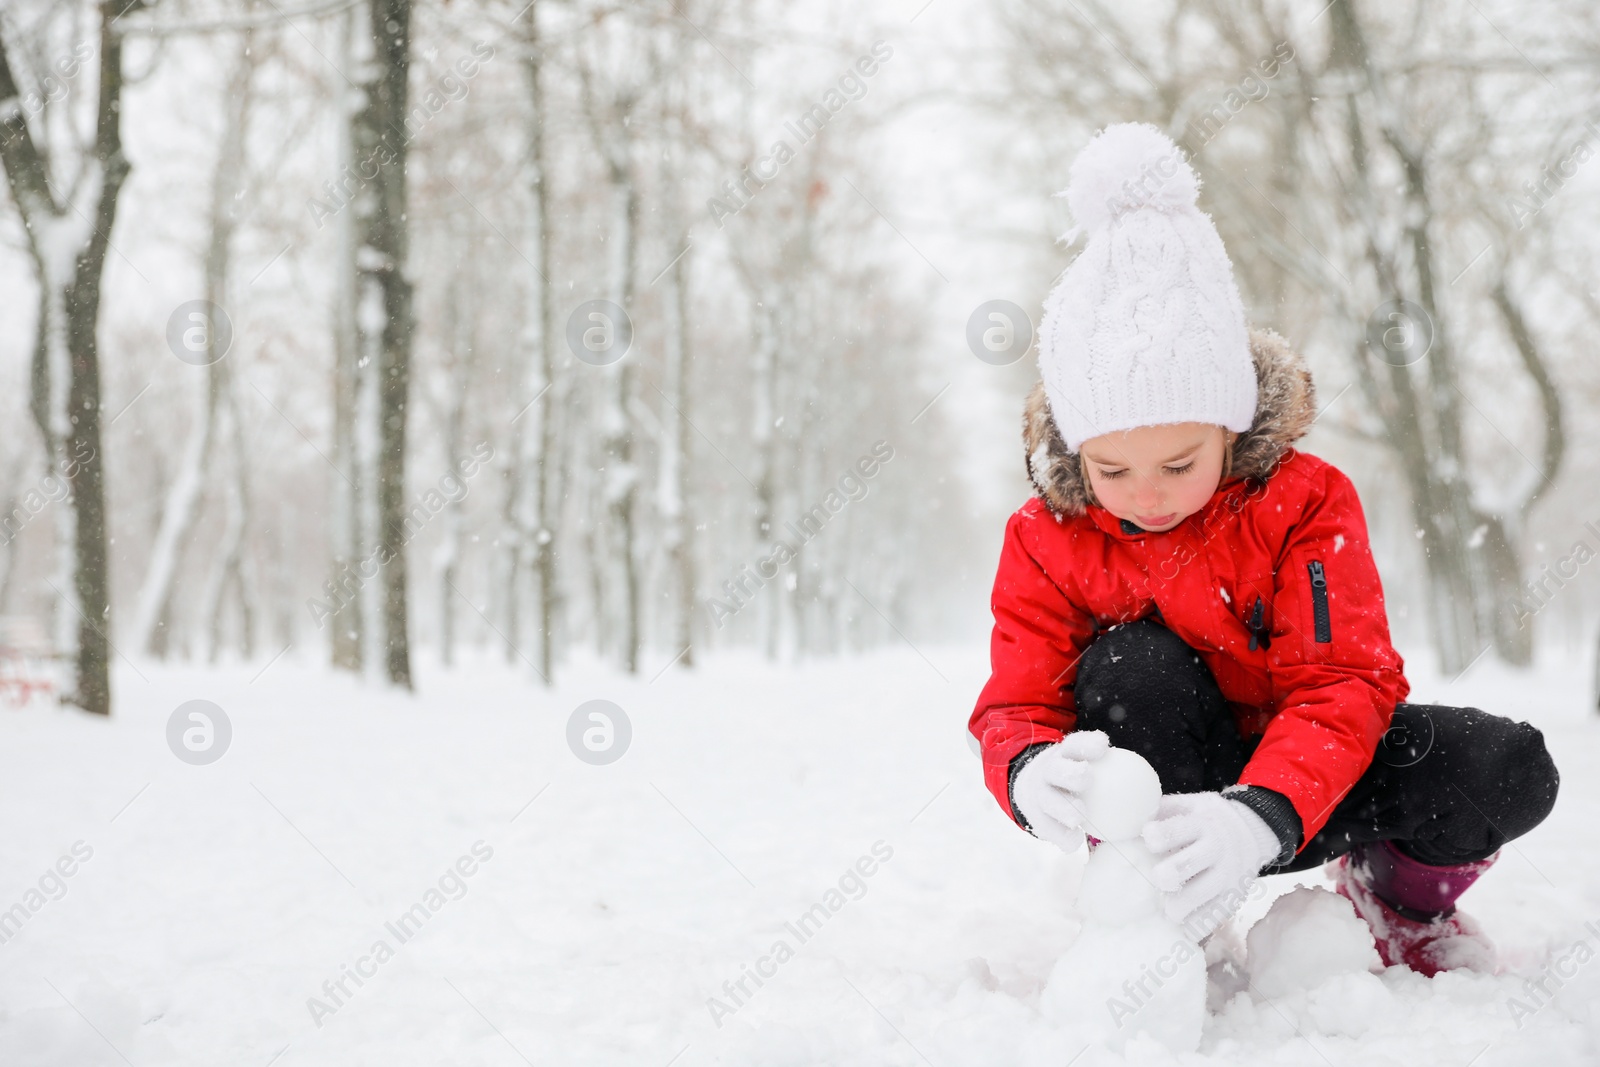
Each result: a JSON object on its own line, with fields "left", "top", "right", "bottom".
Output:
{"left": 435, "top": 274, "right": 473, "bottom": 668}
{"left": 329, "top": 4, "right": 365, "bottom": 672}
{"left": 132, "top": 355, "right": 215, "bottom": 657}
{"left": 1486, "top": 279, "right": 1564, "bottom": 665}
{"left": 746, "top": 291, "right": 778, "bottom": 657}
{"left": 134, "top": 23, "right": 257, "bottom": 658}
{"left": 0, "top": 2, "right": 143, "bottom": 715}
{"left": 581, "top": 61, "right": 642, "bottom": 675}
{"left": 603, "top": 170, "right": 641, "bottom": 675}
{"left": 516, "top": 4, "right": 559, "bottom": 684}
{"left": 203, "top": 378, "right": 256, "bottom": 663}
{"left": 351, "top": 0, "right": 414, "bottom": 688}
{"left": 658, "top": 233, "right": 695, "bottom": 667}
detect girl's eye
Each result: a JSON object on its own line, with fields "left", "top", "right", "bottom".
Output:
{"left": 1165, "top": 461, "right": 1196, "bottom": 476}
{"left": 1097, "top": 469, "right": 1127, "bottom": 480}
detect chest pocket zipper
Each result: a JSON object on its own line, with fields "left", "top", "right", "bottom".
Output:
{"left": 1307, "top": 560, "right": 1332, "bottom": 643}
{"left": 1247, "top": 596, "right": 1271, "bottom": 651}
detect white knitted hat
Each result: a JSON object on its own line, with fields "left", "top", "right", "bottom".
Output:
{"left": 1037, "top": 122, "right": 1256, "bottom": 452}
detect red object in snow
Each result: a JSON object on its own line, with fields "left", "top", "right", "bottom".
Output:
{"left": 0, "top": 616, "right": 56, "bottom": 708}
{"left": 1328, "top": 845, "right": 1498, "bottom": 976}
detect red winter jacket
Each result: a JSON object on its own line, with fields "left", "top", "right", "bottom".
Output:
{"left": 971, "top": 331, "right": 1408, "bottom": 850}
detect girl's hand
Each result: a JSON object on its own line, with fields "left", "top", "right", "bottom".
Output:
{"left": 1142, "top": 791, "right": 1282, "bottom": 938}
{"left": 1011, "top": 730, "right": 1111, "bottom": 853}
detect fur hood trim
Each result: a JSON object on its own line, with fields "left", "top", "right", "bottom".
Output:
{"left": 1023, "top": 328, "right": 1317, "bottom": 518}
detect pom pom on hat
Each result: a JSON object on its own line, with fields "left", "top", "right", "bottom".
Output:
{"left": 1062, "top": 122, "right": 1200, "bottom": 238}
{"left": 1037, "top": 122, "right": 1257, "bottom": 452}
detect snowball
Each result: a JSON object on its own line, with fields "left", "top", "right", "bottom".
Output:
{"left": 1041, "top": 919, "right": 1205, "bottom": 1052}
{"left": 1246, "top": 887, "right": 1382, "bottom": 999}
{"left": 1076, "top": 747, "right": 1162, "bottom": 841}
{"left": 1078, "top": 839, "right": 1164, "bottom": 926}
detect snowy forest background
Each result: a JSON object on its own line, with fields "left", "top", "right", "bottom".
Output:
{"left": 3, "top": 0, "right": 1600, "bottom": 708}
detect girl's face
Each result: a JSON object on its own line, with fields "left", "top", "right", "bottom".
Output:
{"left": 1079, "top": 422, "right": 1231, "bottom": 532}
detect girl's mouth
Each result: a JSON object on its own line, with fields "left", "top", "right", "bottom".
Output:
{"left": 1138, "top": 512, "right": 1177, "bottom": 528}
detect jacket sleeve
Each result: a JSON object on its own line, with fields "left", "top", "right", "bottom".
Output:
{"left": 970, "top": 507, "right": 1099, "bottom": 825}
{"left": 1235, "top": 464, "right": 1407, "bottom": 847}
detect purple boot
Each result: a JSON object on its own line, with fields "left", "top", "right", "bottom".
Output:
{"left": 1328, "top": 841, "right": 1499, "bottom": 976}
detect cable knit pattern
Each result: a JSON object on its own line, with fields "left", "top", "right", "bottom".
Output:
{"left": 1038, "top": 123, "right": 1257, "bottom": 451}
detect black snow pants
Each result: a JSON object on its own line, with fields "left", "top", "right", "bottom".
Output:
{"left": 1071, "top": 619, "right": 1560, "bottom": 872}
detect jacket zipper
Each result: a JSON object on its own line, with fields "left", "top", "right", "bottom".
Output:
{"left": 1307, "top": 560, "right": 1331, "bottom": 643}
{"left": 1247, "top": 595, "right": 1271, "bottom": 651}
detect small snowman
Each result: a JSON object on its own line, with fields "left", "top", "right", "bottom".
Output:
{"left": 1039, "top": 746, "right": 1206, "bottom": 1052}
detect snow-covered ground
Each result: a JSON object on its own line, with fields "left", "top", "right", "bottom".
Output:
{"left": 2, "top": 640, "right": 1598, "bottom": 1065}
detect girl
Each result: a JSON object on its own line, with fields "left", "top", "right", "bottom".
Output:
{"left": 969, "top": 123, "right": 1559, "bottom": 976}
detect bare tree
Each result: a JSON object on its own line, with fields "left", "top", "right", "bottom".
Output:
{"left": 512, "top": 0, "right": 561, "bottom": 683}
{"left": 329, "top": 2, "right": 365, "bottom": 673}
{"left": 576, "top": 10, "right": 647, "bottom": 674}
{"left": 655, "top": 126, "right": 696, "bottom": 666}
{"left": 0, "top": 0, "right": 147, "bottom": 714}
{"left": 200, "top": 359, "right": 256, "bottom": 663}
{"left": 132, "top": 23, "right": 262, "bottom": 659}
{"left": 350, "top": 0, "right": 416, "bottom": 687}
{"left": 432, "top": 263, "right": 477, "bottom": 667}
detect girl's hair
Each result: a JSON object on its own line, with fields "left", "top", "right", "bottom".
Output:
{"left": 1078, "top": 453, "right": 1096, "bottom": 508}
